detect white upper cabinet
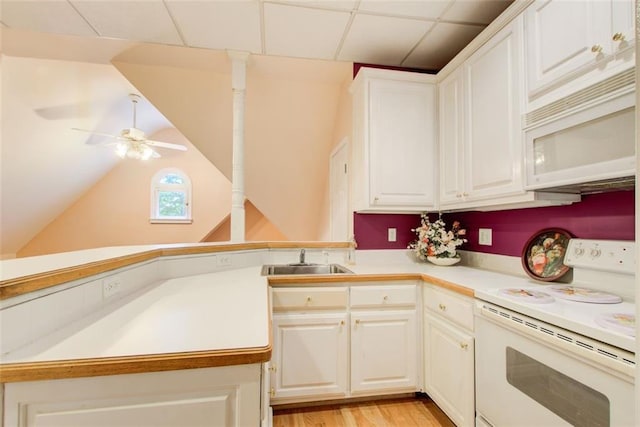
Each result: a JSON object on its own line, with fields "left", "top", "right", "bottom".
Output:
{"left": 524, "top": 0, "right": 635, "bottom": 105}
{"left": 438, "top": 69, "right": 465, "bottom": 206}
{"left": 351, "top": 68, "right": 437, "bottom": 212}
{"left": 439, "top": 17, "right": 529, "bottom": 208}
{"left": 464, "top": 17, "right": 524, "bottom": 200}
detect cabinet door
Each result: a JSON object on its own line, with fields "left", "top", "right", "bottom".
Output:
{"left": 4, "top": 365, "right": 261, "bottom": 427}
{"left": 438, "top": 69, "right": 465, "bottom": 205}
{"left": 351, "top": 310, "right": 417, "bottom": 394}
{"left": 525, "top": 0, "right": 610, "bottom": 96}
{"left": 271, "top": 313, "right": 348, "bottom": 401}
{"left": 424, "top": 313, "right": 475, "bottom": 427}
{"left": 611, "top": 0, "right": 635, "bottom": 52}
{"left": 368, "top": 79, "right": 436, "bottom": 208}
{"left": 465, "top": 17, "right": 524, "bottom": 201}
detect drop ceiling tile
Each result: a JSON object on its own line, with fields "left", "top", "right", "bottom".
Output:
{"left": 442, "top": 0, "right": 513, "bottom": 25}
{"left": 266, "top": 0, "right": 357, "bottom": 12}
{"left": 264, "top": 3, "right": 350, "bottom": 59}
{"left": 403, "top": 22, "right": 482, "bottom": 69}
{"left": 1, "top": 1, "right": 96, "bottom": 37}
{"left": 166, "top": 0, "right": 262, "bottom": 53}
{"left": 357, "top": 0, "right": 452, "bottom": 20}
{"left": 70, "top": 1, "right": 183, "bottom": 46}
{"left": 339, "top": 14, "right": 433, "bottom": 66}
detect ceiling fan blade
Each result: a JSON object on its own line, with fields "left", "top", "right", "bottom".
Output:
{"left": 72, "top": 128, "right": 119, "bottom": 140}
{"left": 145, "top": 139, "right": 188, "bottom": 151}
{"left": 150, "top": 148, "right": 162, "bottom": 159}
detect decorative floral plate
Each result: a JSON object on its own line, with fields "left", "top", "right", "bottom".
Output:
{"left": 521, "top": 228, "right": 572, "bottom": 281}
{"left": 595, "top": 313, "right": 635, "bottom": 336}
{"left": 498, "top": 288, "right": 555, "bottom": 304}
{"left": 546, "top": 285, "right": 622, "bottom": 304}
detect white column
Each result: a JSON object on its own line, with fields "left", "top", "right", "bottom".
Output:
{"left": 228, "top": 51, "right": 249, "bottom": 243}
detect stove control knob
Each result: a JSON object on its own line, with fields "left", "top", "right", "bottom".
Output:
{"left": 590, "top": 248, "right": 601, "bottom": 258}
{"left": 574, "top": 247, "right": 584, "bottom": 256}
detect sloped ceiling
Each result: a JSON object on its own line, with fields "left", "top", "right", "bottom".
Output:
{"left": 1, "top": 38, "right": 173, "bottom": 256}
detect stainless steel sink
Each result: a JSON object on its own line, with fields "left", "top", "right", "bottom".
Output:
{"left": 261, "top": 263, "right": 354, "bottom": 276}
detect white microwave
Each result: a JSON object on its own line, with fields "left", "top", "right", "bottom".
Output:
{"left": 524, "top": 90, "right": 635, "bottom": 191}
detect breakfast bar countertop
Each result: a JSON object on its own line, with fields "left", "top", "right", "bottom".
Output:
{"left": 0, "top": 243, "right": 538, "bottom": 383}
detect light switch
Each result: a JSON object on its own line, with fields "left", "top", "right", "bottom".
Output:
{"left": 388, "top": 228, "right": 397, "bottom": 242}
{"left": 479, "top": 228, "right": 492, "bottom": 246}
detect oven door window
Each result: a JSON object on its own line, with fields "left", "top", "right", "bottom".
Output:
{"left": 506, "top": 347, "right": 610, "bottom": 427}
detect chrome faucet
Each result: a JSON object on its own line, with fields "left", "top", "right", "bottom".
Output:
{"left": 299, "top": 248, "right": 306, "bottom": 264}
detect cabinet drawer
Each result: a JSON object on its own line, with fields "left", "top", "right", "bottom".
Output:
{"left": 272, "top": 287, "right": 348, "bottom": 311}
{"left": 424, "top": 286, "right": 473, "bottom": 331}
{"left": 350, "top": 284, "right": 416, "bottom": 308}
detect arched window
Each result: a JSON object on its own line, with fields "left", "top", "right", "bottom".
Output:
{"left": 150, "top": 168, "right": 192, "bottom": 223}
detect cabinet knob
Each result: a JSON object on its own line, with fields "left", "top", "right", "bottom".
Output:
{"left": 373, "top": 197, "right": 379, "bottom": 203}
{"left": 612, "top": 32, "right": 626, "bottom": 42}
{"left": 456, "top": 193, "right": 462, "bottom": 198}
{"left": 383, "top": 295, "right": 388, "bottom": 301}
{"left": 306, "top": 296, "right": 312, "bottom": 303}
{"left": 340, "top": 320, "right": 345, "bottom": 326}
{"left": 438, "top": 303, "right": 447, "bottom": 311}
{"left": 591, "top": 44, "right": 603, "bottom": 53}
{"left": 355, "top": 319, "right": 360, "bottom": 326}
{"left": 460, "top": 342, "right": 469, "bottom": 350}
{"left": 462, "top": 192, "right": 469, "bottom": 197}
{"left": 269, "top": 364, "right": 277, "bottom": 372}
{"left": 270, "top": 388, "right": 276, "bottom": 398}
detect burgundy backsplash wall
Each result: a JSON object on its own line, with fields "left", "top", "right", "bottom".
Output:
{"left": 353, "top": 191, "right": 635, "bottom": 256}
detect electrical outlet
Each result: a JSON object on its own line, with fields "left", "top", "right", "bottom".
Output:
{"left": 479, "top": 228, "right": 493, "bottom": 246}
{"left": 217, "top": 254, "right": 233, "bottom": 268}
{"left": 388, "top": 228, "right": 397, "bottom": 242}
{"left": 103, "top": 277, "right": 122, "bottom": 299}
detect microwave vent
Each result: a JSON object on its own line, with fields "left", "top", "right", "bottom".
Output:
{"left": 538, "top": 176, "right": 635, "bottom": 195}
{"left": 525, "top": 68, "right": 635, "bottom": 126}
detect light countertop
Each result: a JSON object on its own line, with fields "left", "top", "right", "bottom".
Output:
{"left": 0, "top": 244, "right": 536, "bottom": 382}
{"left": 2, "top": 267, "right": 269, "bottom": 365}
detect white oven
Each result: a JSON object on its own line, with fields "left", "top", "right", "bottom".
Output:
{"left": 475, "top": 302, "right": 635, "bottom": 427}
{"left": 474, "top": 239, "right": 636, "bottom": 427}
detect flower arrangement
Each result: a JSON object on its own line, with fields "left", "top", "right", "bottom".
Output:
{"left": 408, "top": 214, "right": 467, "bottom": 260}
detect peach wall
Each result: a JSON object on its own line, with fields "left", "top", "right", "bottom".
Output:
{"left": 316, "top": 78, "right": 354, "bottom": 241}
{"left": 18, "top": 129, "right": 232, "bottom": 257}
{"left": 112, "top": 50, "right": 352, "bottom": 242}
{"left": 203, "top": 200, "right": 288, "bottom": 242}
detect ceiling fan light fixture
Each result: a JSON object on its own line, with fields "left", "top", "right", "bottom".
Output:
{"left": 115, "top": 142, "right": 129, "bottom": 158}
{"left": 140, "top": 145, "right": 154, "bottom": 161}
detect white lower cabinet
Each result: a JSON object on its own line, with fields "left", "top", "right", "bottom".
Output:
{"left": 4, "top": 364, "right": 262, "bottom": 427}
{"left": 423, "top": 286, "right": 475, "bottom": 427}
{"left": 270, "top": 283, "right": 420, "bottom": 404}
{"left": 424, "top": 313, "right": 474, "bottom": 427}
{"left": 351, "top": 310, "right": 417, "bottom": 394}
{"left": 271, "top": 313, "right": 348, "bottom": 400}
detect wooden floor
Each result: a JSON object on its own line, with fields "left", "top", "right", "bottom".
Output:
{"left": 272, "top": 396, "right": 455, "bottom": 427}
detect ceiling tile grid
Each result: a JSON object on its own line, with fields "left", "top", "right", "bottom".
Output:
{"left": 0, "top": 0, "right": 513, "bottom": 71}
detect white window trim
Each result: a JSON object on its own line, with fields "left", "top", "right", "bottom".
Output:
{"left": 150, "top": 168, "right": 192, "bottom": 224}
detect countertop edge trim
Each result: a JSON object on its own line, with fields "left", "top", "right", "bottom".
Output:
{"left": 268, "top": 273, "right": 476, "bottom": 298}
{"left": 0, "top": 345, "right": 272, "bottom": 383}
{"left": 0, "top": 242, "right": 350, "bottom": 300}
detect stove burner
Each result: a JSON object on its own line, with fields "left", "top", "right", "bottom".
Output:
{"left": 498, "top": 288, "right": 555, "bottom": 304}
{"left": 595, "top": 313, "right": 635, "bottom": 337}
{"left": 546, "top": 285, "right": 623, "bottom": 304}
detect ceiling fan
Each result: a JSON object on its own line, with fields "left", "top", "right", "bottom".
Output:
{"left": 72, "top": 94, "right": 187, "bottom": 160}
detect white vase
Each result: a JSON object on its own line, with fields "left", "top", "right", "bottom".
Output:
{"left": 427, "top": 256, "right": 461, "bottom": 266}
